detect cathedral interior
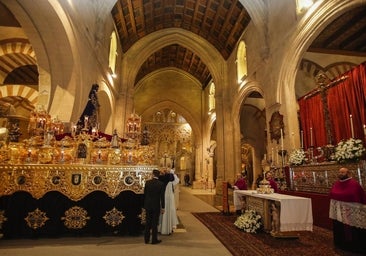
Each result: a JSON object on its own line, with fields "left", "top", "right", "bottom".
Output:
{"left": 0, "top": 0, "right": 365, "bottom": 195}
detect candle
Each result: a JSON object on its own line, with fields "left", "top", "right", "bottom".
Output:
{"left": 310, "top": 127, "right": 313, "bottom": 146}
{"left": 350, "top": 114, "right": 354, "bottom": 138}
{"left": 280, "top": 128, "right": 284, "bottom": 150}
{"left": 300, "top": 130, "right": 304, "bottom": 148}
{"left": 363, "top": 124, "right": 366, "bottom": 136}
{"left": 271, "top": 147, "right": 274, "bottom": 162}
{"left": 276, "top": 146, "right": 279, "bottom": 165}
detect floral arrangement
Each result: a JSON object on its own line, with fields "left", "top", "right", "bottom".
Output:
{"left": 333, "top": 138, "right": 365, "bottom": 163}
{"left": 288, "top": 148, "right": 307, "bottom": 166}
{"left": 234, "top": 209, "right": 262, "bottom": 233}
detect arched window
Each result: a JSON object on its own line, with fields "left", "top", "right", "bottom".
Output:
{"left": 108, "top": 31, "right": 117, "bottom": 75}
{"left": 237, "top": 41, "right": 248, "bottom": 84}
{"left": 208, "top": 82, "right": 215, "bottom": 112}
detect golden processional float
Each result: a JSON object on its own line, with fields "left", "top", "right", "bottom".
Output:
{"left": 0, "top": 85, "right": 156, "bottom": 238}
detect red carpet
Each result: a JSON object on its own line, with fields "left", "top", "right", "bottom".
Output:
{"left": 192, "top": 212, "right": 362, "bottom": 256}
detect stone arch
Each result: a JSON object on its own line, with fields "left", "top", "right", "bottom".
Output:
{"left": 0, "top": 41, "right": 36, "bottom": 62}
{"left": 278, "top": 0, "right": 364, "bottom": 104}
{"left": 140, "top": 100, "right": 201, "bottom": 143}
{"left": 296, "top": 59, "right": 358, "bottom": 98}
{"left": 299, "top": 59, "right": 357, "bottom": 80}
{"left": 276, "top": 0, "right": 364, "bottom": 149}
{"left": 232, "top": 80, "right": 265, "bottom": 185}
{"left": 0, "top": 85, "right": 38, "bottom": 106}
{"left": 122, "top": 28, "right": 225, "bottom": 92}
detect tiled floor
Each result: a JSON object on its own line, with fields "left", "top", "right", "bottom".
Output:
{"left": 0, "top": 186, "right": 232, "bottom": 256}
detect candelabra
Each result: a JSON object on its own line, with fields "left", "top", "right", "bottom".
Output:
{"left": 278, "top": 149, "right": 287, "bottom": 167}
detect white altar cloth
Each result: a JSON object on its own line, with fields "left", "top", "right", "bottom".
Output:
{"left": 234, "top": 190, "right": 313, "bottom": 232}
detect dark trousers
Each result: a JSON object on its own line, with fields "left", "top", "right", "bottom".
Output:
{"left": 144, "top": 208, "right": 160, "bottom": 243}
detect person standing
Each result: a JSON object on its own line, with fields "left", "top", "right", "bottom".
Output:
{"left": 265, "top": 171, "right": 278, "bottom": 192}
{"left": 231, "top": 172, "right": 247, "bottom": 215}
{"left": 143, "top": 169, "right": 165, "bottom": 245}
{"left": 329, "top": 167, "right": 366, "bottom": 253}
{"left": 159, "top": 168, "right": 179, "bottom": 235}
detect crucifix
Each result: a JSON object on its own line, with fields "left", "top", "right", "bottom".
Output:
{"left": 304, "top": 73, "right": 348, "bottom": 145}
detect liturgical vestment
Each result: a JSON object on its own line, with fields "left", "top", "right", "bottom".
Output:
{"left": 329, "top": 177, "right": 366, "bottom": 254}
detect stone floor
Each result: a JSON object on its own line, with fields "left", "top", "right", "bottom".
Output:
{"left": 0, "top": 186, "right": 233, "bottom": 256}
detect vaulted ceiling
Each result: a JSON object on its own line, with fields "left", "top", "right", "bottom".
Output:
{"left": 0, "top": 1, "right": 366, "bottom": 90}
{"left": 111, "top": 0, "right": 251, "bottom": 88}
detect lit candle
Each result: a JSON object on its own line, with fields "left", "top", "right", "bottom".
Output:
{"left": 300, "top": 130, "right": 304, "bottom": 148}
{"left": 271, "top": 147, "right": 274, "bottom": 162}
{"left": 350, "top": 115, "right": 354, "bottom": 138}
{"left": 310, "top": 127, "right": 313, "bottom": 146}
{"left": 280, "top": 128, "right": 284, "bottom": 150}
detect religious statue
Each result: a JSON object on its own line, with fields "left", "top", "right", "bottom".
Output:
{"left": 270, "top": 202, "right": 280, "bottom": 235}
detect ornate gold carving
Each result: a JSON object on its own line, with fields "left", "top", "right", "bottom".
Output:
{"left": 108, "top": 149, "right": 121, "bottom": 165}
{"left": 103, "top": 207, "right": 125, "bottom": 227}
{"left": 62, "top": 206, "right": 90, "bottom": 229}
{"left": 0, "top": 210, "right": 7, "bottom": 229}
{"left": 0, "top": 165, "right": 155, "bottom": 201}
{"left": 25, "top": 208, "right": 49, "bottom": 229}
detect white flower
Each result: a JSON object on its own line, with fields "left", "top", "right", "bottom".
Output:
{"left": 333, "top": 138, "right": 365, "bottom": 163}
{"left": 289, "top": 148, "right": 307, "bottom": 165}
{"left": 234, "top": 210, "right": 262, "bottom": 233}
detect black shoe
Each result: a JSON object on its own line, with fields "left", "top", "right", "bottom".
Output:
{"left": 144, "top": 240, "right": 149, "bottom": 244}
{"left": 151, "top": 240, "right": 162, "bottom": 244}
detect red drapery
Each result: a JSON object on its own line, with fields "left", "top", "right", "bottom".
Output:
{"left": 299, "top": 62, "right": 366, "bottom": 150}
{"left": 298, "top": 94, "right": 327, "bottom": 149}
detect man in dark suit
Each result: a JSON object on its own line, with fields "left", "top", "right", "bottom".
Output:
{"left": 143, "top": 169, "right": 165, "bottom": 244}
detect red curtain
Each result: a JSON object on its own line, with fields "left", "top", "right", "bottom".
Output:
{"left": 328, "top": 63, "right": 366, "bottom": 143}
{"left": 298, "top": 94, "right": 327, "bottom": 149}
{"left": 299, "top": 62, "right": 366, "bottom": 149}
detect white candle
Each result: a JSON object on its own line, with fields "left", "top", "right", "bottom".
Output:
{"left": 280, "top": 129, "right": 284, "bottom": 150}
{"left": 271, "top": 147, "right": 274, "bottom": 162}
{"left": 310, "top": 127, "right": 313, "bottom": 146}
{"left": 276, "top": 146, "right": 279, "bottom": 165}
{"left": 300, "top": 130, "right": 304, "bottom": 148}
{"left": 350, "top": 114, "right": 354, "bottom": 138}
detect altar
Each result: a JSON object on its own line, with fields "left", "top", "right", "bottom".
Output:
{"left": 234, "top": 190, "right": 313, "bottom": 234}
{"left": 0, "top": 164, "right": 155, "bottom": 239}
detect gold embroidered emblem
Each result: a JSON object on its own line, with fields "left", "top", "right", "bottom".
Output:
{"left": 103, "top": 207, "right": 125, "bottom": 227}
{"left": 0, "top": 210, "right": 8, "bottom": 229}
{"left": 24, "top": 208, "right": 49, "bottom": 229}
{"left": 140, "top": 208, "right": 146, "bottom": 225}
{"left": 61, "top": 206, "right": 90, "bottom": 229}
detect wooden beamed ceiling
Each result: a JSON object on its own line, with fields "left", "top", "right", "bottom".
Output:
{"left": 112, "top": 0, "right": 251, "bottom": 88}
{"left": 0, "top": 1, "right": 365, "bottom": 90}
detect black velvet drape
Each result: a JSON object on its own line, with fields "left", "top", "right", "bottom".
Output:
{"left": 0, "top": 191, "right": 143, "bottom": 239}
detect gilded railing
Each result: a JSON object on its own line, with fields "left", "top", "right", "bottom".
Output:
{"left": 0, "top": 164, "right": 156, "bottom": 201}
